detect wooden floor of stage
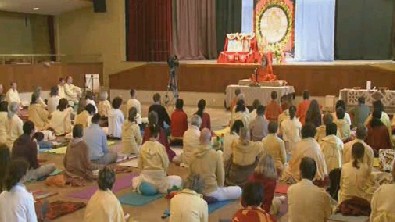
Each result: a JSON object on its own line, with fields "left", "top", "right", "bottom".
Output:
{"left": 109, "top": 60, "right": 395, "bottom": 97}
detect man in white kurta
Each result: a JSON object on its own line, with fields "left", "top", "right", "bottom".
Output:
{"left": 319, "top": 123, "right": 343, "bottom": 174}
{"left": 6, "top": 82, "right": 21, "bottom": 104}
{"left": 181, "top": 115, "right": 202, "bottom": 166}
{"left": 126, "top": 89, "right": 142, "bottom": 124}
{"left": 280, "top": 106, "right": 302, "bottom": 154}
{"left": 170, "top": 187, "right": 208, "bottom": 222}
{"left": 64, "top": 76, "right": 81, "bottom": 103}
{"left": 343, "top": 126, "right": 374, "bottom": 170}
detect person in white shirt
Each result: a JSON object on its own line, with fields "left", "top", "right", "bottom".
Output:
{"left": 6, "top": 102, "right": 23, "bottom": 149}
{"left": 121, "top": 107, "right": 142, "bottom": 155}
{"left": 334, "top": 107, "right": 351, "bottom": 142}
{"left": 170, "top": 174, "right": 208, "bottom": 222}
{"left": 58, "top": 78, "right": 66, "bottom": 99}
{"left": 50, "top": 98, "right": 72, "bottom": 136}
{"left": 126, "top": 89, "right": 142, "bottom": 125}
{"left": 0, "top": 158, "right": 38, "bottom": 222}
{"left": 231, "top": 98, "right": 250, "bottom": 128}
{"left": 343, "top": 125, "right": 374, "bottom": 170}
{"left": 280, "top": 105, "right": 302, "bottom": 154}
{"left": 6, "top": 82, "right": 21, "bottom": 104}
{"left": 108, "top": 97, "right": 124, "bottom": 139}
{"left": 64, "top": 76, "right": 81, "bottom": 104}
{"left": 0, "top": 101, "right": 8, "bottom": 145}
{"left": 223, "top": 120, "right": 243, "bottom": 163}
{"left": 180, "top": 115, "right": 202, "bottom": 166}
{"left": 319, "top": 122, "right": 344, "bottom": 174}
{"left": 47, "top": 86, "right": 60, "bottom": 114}
{"left": 85, "top": 91, "right": 98, "bottom": 113}
{"left": 84, "top": 167, "right": 127, "bottom": 222}
{"left": 332, "top": 100, "right": 352, "bottom": 126}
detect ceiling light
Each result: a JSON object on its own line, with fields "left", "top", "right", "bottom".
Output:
{"left": 33, "top": 7, "right": 39, "bottom": 11}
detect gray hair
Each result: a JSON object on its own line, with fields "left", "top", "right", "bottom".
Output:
{"left": 199, "top": 128, "right": 212, "bottom": 145}
{"left": 239, "top": 127, "right": 250, "bottom": 145}
{"left": 8, "top": 102, "right": 19, "bottom": 119}
{"left": 190, "top": 115, "right": 202, "bottom": 127}
{"left": 255, "top": 155, "right": 277, "bottom": 179}
{"left": 184, "top": 174, "right": 205, "bottom": 194}
{"left": 99, "top": 91, "right": 108, "bottom": 101}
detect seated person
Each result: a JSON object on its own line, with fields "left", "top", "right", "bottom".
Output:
{"left": 170, "top": 99, "right": 188, "bottom": 143}
{"left": 288, "top": 157, "right": 332, "bottom": 222}
{"left": 343, "top": 125, "right": 374, "bottom": 170}
{"left": 226, "top": 127, "right": 263, "bottom": 187}
{"left": 284, "top": 123, "right": 327, "bottom": 183}
{"left": 332, "top": 100, "right": 352, "bottom": 126}
{"left": 84, "top": 114, "right": 117, "bottom": 165}
{"left": 232, "top": 182, "right": 273, "bottom": 222}
{"left": 277, "top": 96, "right": 291, "bottom": 129}
{"left": 98, "top": 91, "right": 111, "bottom": 122}
{"left": 315, "top": 113, "right": 334, "bottom": 142}
{"left": 132, "top": 124, "right": 182, "bottom": 194}
{"left": 296, "top": 90, "right": 311, "bottom": 126}
{"left": 64, "top": 124, "right": 100, "bottom": 180}
{"left": 180, "top": 115, "right": 202, "bottom": 166}
{"left": 223, "top": 120, "right": 244, "bottom": 163}
{"left": 0, "top": 101, "right": 8, "bottom": 145}
{"left": 195, "top": 99, "right": 211, "bottom": 131}
{"left": 231, "top": 99, "right": 250, "bottom": 128}
{"left": 370, "top": 161, "right": 395, "bottom": 222}
{"left": 121, "top": 107, "right": 142, "bottom": 155}
{"left": 126, "top": 89, "right": 142, "bottom": 124}
{"left": 12, "top": 121, "right": 55, "bottom": 181}
{"left": 49, "top": 98, "right": 72, "bottom": 136}
{"left": 148, "top": 93, "right": 170, "bottom": 128}
{"left": 84, "top": 167, "right": 127, "bottom": 222}
{"left": 6, "top": 102, "right": 24, "bottom": 148}
{"left": 28, "top": 93, "right": 50, "bottom": 130}
{"left": 334, "top": 107, "right": 351, "bottom": 142}
{"left": 339, "top": 142, "right": 374, "bottom": 203}
{"left": 364, "top": 100, "right": 392, "bottom": 133}
{"left": 265, "top": 91, "right": 282, "bottom": 122}
{"left": 170, "top": 175, "right": 208, "bottom": 222}
{"left": 231, "top": 88, "right": 241, "bottom": 110}
{"left": 349, "top": 97, "right": 370, "bottom": 128}
{"left": 143, "top": 111, "right": 176, "bottom": 161}
{"left": 47, "top": 86, "right": 60, "bottom": 114}
{"left": 5, "top": 82, "right": 21, "bottom": 105}
{"left": 319, "top": 123, "right": 343, "bottom": 174}
{"left": 108, "top": 97, "right": 124, "bottom": 139}
{"left": 249, "top": 105, "right": 268, "bottom": 141}
{"left": 74, "top": 104, "right": 96, "bottom": 128}
{"left": 249, "top": 99, "right": 261, "bottom": 120}
{"left": 305, "top": 100, "right": 322, "bottom": 128}
{"left": 33, "top": 132, "right": 53, "bottom": 150}
{"left": 0, "top": 159, "right": 38, "bottom": 221}
{"left": 0, "top": 145, "right": 10, "bottom": 191}
{"left": 262, "top": 122, "right": 286, "bottom": 174}
{"left": 84, "top": 91, "right": 97, "bottom": 113}
{"left": 189, "top": 128, "right": 242, "bottom": 201}
{"left": 64, "top": 76, "right": 81, "bottom": 104}
{"left": 248, "top": 155, "right": 277, "bottom": 214}
{"left": 366, "top": 110, "right": 392, "bottom": 156}
{"left": 280, "top": 105, "right": 302, "bottom": 154}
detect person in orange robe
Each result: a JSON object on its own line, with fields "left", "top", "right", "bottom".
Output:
{"left": 297, "top": 90, "right": 311, "bottom": 125}
{"left": 251, "top": 53, "right": 277, "bottom": 83}
{"left": 265, "top": 91, "right": 282, "bottom": 121}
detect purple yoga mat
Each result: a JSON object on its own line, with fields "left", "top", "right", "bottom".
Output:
{"left": 68, "top": 173, "right": 136, "bottom": 200}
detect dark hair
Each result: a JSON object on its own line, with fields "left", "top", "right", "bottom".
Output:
{"left": 302, "top": 90, "right": 310, "bottom": 100}
{"left": 85, "top": 91, "right": 94, "bottom": 100}
{"left": 112, "top": 97, "right": 122, "bottom": 109}
{"left": 322, "top": 113, "right": 333, "bottom": 125}
{"left": 234, "top": 88, "right": 241, "bottom": 96}
{"left": 0, "top": 145, "right": 10, "bottom": 191}
{"left": 306, "top": 99, "right": 321, "bottom": 127}
{"left": 98, "top": 167, "right": 116, "bottom": 191}
{"left": 196, "top": 99, "right": 206, "bottom": 118}
{"left": 4, "top": 158, "right": 29, "bottom": 191}
{"left": 59, "top": 77, "right": 64, "bottom": 83}
{"left": 335, "top": 100, "right": 346, "bottom": 111}
{"left": 358, "top": 97, "right": 365, "bottom": 104}
{"left": 91, "top": 113, "right": 101, "bottom": 124}
{"left": 73, "top": 124, "right": 84, "bottom": 138}
{"left": 268, "top": 121, "right": 278, "bottom": 134}
{"left": 352, "top": 142, "right": 365, "bottom": 169}
{"left": 175, "top": 99, "right": 184, "bottom": 110}
{"left": 326, "top": 123, "right": 337, "bottom": 136}
{"left": 242, "top": 182, "right": 264, "bottom": 207}
{"left": 50, "top": 86, "right": 59, "bottom": 96}
{"left": 356, "top": 125, "right": 367, "bottom": 140}
{"left": 149, "top": 123, "right": 160, "bottom": 138}
{"left": 153, "top": 93, "right": 161, "bottom": 102}
{"left": 66, "top": 76, "right": 72, "bottom": 82}
{"left": 148, "top": 111, "right": 159, "bottom": 125}
{"left": 336, "top": 107, "right": 345, "bottom": 120}
{"left": 235, "top": 99, "right": 246, "bottom": 113}
{"left": 23, "top": 120, "right": 35, "bottom": 135}
{"left": 301, "top": 123, "right": 316, "bottom": 139}
{"left": 85, "top": 104, "right": 96, "bottom": 115}
{"left": 370, "top": 109, "right": 384, "bottom": 128}
{"left": 57, "top": 98, "right": 68, "bottom": 111}
{"left": 33, "top": 132, "right": 44, "bottom": 141}
{"left": 270, "top": 91, "right": 278, "bottom": 100}
{"left": 300, "top": 157, "right": 316, "bottom": 180}
{"left": 252, "top": 99, "right": 261, "bottom": 110}
{"left": 373, "top": 100, "right": 384, "bottom": 113}
{"left": 289, "top": 105, "right": 296, "bottom": 120}
{"left": 231, "top": 120, "right": 244, "bottom": 134}
{"left": 0, "top": 101, "right": 8, "bottom": 112}
{"left": 30, "top": 93, "right": 38, "bottom": 104}
{"left": 130, "top": 89, "right": 136, "bottom": 97}
{"left": 128, "top": 107, "right": 138, "bottom": 122}
{"left": 256, "top": 105, "right": 265, "bottom": 116}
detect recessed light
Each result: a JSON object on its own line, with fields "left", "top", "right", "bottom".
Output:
{"left": 33, "top": 7, "right": 39, "bottom": 10}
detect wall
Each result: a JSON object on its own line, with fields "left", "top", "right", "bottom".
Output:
{"left": 55, "top": 0, "right": 145, "bottom": 88}
{"left": 0, "top": 11, "right": 51, "bottom": 54}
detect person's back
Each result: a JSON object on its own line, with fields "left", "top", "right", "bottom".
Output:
{"left": 280, "top": 106, "right": 302, "bottom": 153}
{"left": 297, "top": 100, "right": 310, "bottom": 126}
{"left": 50, "top": 101, "right": 72, "bottom": 136}
{"left": 182, "top": 115, "right": 201, "bottom": 166}
{"left": 75, "top": 110, "right": 90, "bottom": 127}
{"left": 366, "top": 124, "right": 392, "bottom": 154}
{"left": 108, "top": 97, "right": 124, "bottom": 139}
{"left": 351, "top": 101, "right": 370, "bottom": 127}
{"left": 370, "top": 184, "right": 395, "bottom": 221}
{"left": 98, "top": 100, "right": 111, "bottom": 117}
{"left": 28, "top": 103, "right": 49, "bottom": 130}
{"left": 47, "top": 95, "right": 60, "bottom": 114}
{"left": 0, "top": 111, "right": 7, "bottom": 144}
{"left": 249, "top": 105, "right": 268, "bottom": 141}
{"left": 262, "top": 122, "right": 286, "bottom": 171}
{"left": 84, "top": 121, "right": 108, "bottom": 161}
{"left": 231, "top": 140, "right": 262, "bottom": 167}
{"left": 139, "top": 140, "right": 169, "bottom": 171}
{"left": 319, "top": 123, "right": 343, "bottom": 174}
{"left": 170, "top": 189, "right": 208, "bottom": 222}
{"left": 12, "top": 134, "right": 38, "bottom": 170}
{"left": 343, "top": 126, "right": 374, "bottom": 169}
{"left": 340, "top": 162, "right": 371, "bottom": 203}
{"left": 170, "top": 99, "right": 188, "bottom": 138}
{"left": 126, "top": 89, "right": 142, "bottom": 124}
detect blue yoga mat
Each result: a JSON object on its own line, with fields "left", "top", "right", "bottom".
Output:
{"left": 119, "top": 193, "right": 163, "bottom": 206}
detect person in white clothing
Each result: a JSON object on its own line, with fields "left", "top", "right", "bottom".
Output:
{"left": 180, "top": 115, "right": 202, "bottom": 166}
{"left": 32, "top": 87, "right": 46, "bottom": 108}
{"left": 280, "top": 105, "right": 302, "bottom": 154}
{"left": 64, "top": 76, "right": 81, "bottom": 103}
{"left": 126, "top": 89, "right": 142, "bottom": 124}
{"left": 6, "top": 82, "right": 21, "bottom": 104}
{"left": 85, "top": 91, "right": 98, "bottom": 113}
{"left": 231, "top": 99, "right": 250, "bottom": 128}
{"left": 49, "top": 98, "right": 72, "bottom": 136}
{"left": 223, "top": 120, "right": 243, "bottom": 163}
{"left": 319, "top": 123, "right": 343, "bottom": 174}
{"left": 343, "top": 125, "right": 374, "bottom": 170}
{"left": 6, "top": 102, "right": 23, "bottom": 148}
{"left": 332, "top": 100, "right": 352, "bottom": 126}
{"left": 121, "top": 107, "right": 142, "bottom": 155}
{"left": 108, "top": 97, "right": 124, "bottom": 139}
{"left": 47, "top": 86, "right": 60, "bottom": 114}
{"left": 0, "top": 159, "right": 38, "bottom": 222}
{"left": 0, "top": 101, "right": 8, "bottom": 145}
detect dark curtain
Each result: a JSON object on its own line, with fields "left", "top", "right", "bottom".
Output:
{"left": 335, "top": 0, "right": 393, "bottom": 59}
{"left": 126, "top": 0, "right": 172, "bottom": 61}
{"left": 47, "top": 16, "right": 56, "bottom": 61}
{"left": 216, "top": 0, "right": 242, "bottom": 54}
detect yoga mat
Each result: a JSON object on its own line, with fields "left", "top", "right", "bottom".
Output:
{"left": 118, "top": 159, "right": 139, "bottom": 168}
{"left": 208, "top": 200, "right": 233, "bottom": 213}
{"left": 214, "top": 127, "right": 230, "bottom": 137}
{"left": 329, "top": 213, "right": 369, "bottom": 222}
{"left": 275, "top": 183, "right": 289, "bottom": 194}
{"left": 119, "top": 193, "right": 163, "bottom": 206}
{"left": 41, "top": 141, "right": 117, "bottom": 154}
{"left": 68, "top": 174, "right": 135, "bottom": 200}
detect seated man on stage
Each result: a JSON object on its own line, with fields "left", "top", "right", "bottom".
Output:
{"left": 64, "top": 76, "right": 81, "bottom": 105}
{"left": 251, "top": 53, "right": 277, "bottom": 83}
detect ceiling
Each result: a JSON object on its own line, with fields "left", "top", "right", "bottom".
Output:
{"left": 0, "top": 0, "right": 92, "bottom": 15}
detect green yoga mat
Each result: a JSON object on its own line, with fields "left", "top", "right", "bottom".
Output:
{"left": 119, "top": 193, "right": 163, "bottom": 206}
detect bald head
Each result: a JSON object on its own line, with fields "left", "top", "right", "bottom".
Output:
{"left": 199, "top": 128, "right": 211, "bottom": 145}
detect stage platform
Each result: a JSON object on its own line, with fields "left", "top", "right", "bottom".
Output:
{"left": 109, "top": 60, "right": 395, "bottom": 97}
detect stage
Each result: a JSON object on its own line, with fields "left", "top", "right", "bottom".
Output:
{"left": 109, "top": 60, "right": 395, "bottom": 97}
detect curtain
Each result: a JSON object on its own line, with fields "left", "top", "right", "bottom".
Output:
{"left": 126, "top": 0, "right": 172, "bottom": 61}
{"left": 241, "top": 0, "right": 253, "bottom": 34}
{"left": 216, "top": 0, "right": 242, "bottom": 55}
{"left": 295, "top": 0, "right": 335, "bottom": 61}
{"left": 172, "top": 0, "right": 217, "bottom": 60}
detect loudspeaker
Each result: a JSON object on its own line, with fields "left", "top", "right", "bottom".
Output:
{"left": 93, "top": 0, "right": 106, "bottom": 13}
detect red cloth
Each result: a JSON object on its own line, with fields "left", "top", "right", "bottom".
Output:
{"left": 297, "top": 100, "right": 311, "bottom": 126}
{"left": 143, "top": 127, "right": 176, "bottom": 161}
{"left": 200, "top": 113, "right": 211, "bottom": 131}
{"left": 265, "top": 101, "right": 282, "bottom": 121}
{"left": 170, "top": 109, "right": 188, "bottom": 138}
{"left": 232, "top": 207, "right": 273, "bottom": 222}
{"left": 366, "top": 125, "right": 392, "bottom": 156}
{"left": 12, "top": 134, "right": 39, "bottom": 169}
{"left": 248, "top": 173, "right": 277, "bottom": 213}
